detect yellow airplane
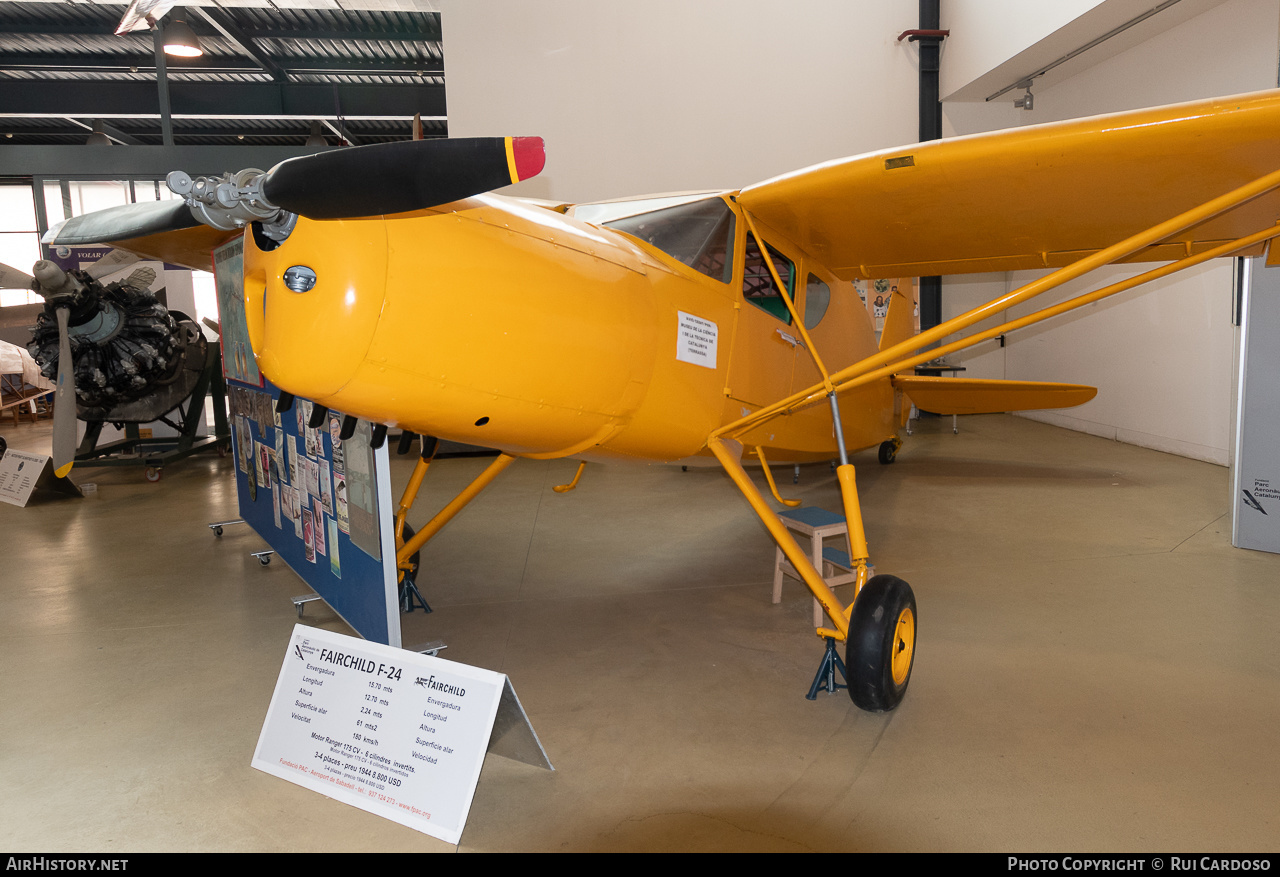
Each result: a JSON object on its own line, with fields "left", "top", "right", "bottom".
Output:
{"left": 36, "top": 89, "right": 1280, "bottom": 712}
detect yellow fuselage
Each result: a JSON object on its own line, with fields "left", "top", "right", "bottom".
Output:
{"left": 242, "top": 193, "right": 898, "bottom": 463}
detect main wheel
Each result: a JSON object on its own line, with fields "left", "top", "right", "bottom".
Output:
{"left": 845, "top": 575, "right": 916, "bottom": 712}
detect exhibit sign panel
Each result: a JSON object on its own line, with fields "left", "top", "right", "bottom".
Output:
{"left": 1233, "top": 259, "right": 1280, "bottom": 554}
{"left": 253, "top": 625, "right": 507, "bottom": 844}
{"left": 0, "top": 450, "right": 82, "bottom": 506}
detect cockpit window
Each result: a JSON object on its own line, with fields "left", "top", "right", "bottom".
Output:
{"left": 603, "top": 197, "right": 735, "bottom": 283}
{"left": 804, "top": 274, "right": 831, "bottom": 329}
{"left": 742, "top": 236, "right": 795, "bottom": 324}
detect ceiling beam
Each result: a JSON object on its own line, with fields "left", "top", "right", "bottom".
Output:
{"left": 0, "top": 80, "right": 447, "bottom": 119}
{"left": 0, "top": 145, "right": 347, "bottom": 177}
{"left": 62, "top": 117, "right": 146, "bottom": 146}
{"left": 187, "top": 4, "right": 286, "bottom": 82}
{"left": 0, "top": 18, "right": 441, "bottom": 43}
{"left": 0, "top": 53, "right": 443, "bottom": 77}
{"left": 241, "top": 27, "right": 440, "bottom": 43}
{"left": 321, "top": 118, "right": 359, "bottom": 146}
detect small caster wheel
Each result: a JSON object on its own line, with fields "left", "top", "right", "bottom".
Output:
{"left": 217, "top": 443, "right": 228, "bottom": 458}
{"left": 681, "top": 465, "right": 688, "bottom": 472}
{"left": 145, "top": 467, "right": 162, "bottom": 482}
{"left": 259, "top": 555, "right": 271, "bottom": 566}
{"left": 213, "top": 526, "right": 223, "bottom": 537}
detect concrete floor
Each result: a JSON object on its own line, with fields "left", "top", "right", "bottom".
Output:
{"left": 2, "top": 413, "right": 1278, "bottom": 852}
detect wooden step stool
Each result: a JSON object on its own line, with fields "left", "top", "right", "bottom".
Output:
{"left": 773, "top": 506, "right": 863, "bottom": 627}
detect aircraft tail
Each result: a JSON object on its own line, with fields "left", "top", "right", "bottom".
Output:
{"left": 878, "top": 278, "right": 917, "bottom": 352}
{"left": 891, "top": 376, "right": 1096, "bottom": 414}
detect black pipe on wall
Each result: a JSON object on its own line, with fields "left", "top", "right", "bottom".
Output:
{"left": 918, "top": 0, "right": 943, "bottom": 332}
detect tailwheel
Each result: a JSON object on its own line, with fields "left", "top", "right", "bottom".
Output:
{"left": 845, "top": 574, "right": 916, "bottom": 712}
{"left": 877, "top": 438, "right": 901, "bottom": 465}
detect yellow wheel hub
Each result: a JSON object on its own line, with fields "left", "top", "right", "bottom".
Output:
{"left": 890, "top": 606, "right": 915, "bottom": 686}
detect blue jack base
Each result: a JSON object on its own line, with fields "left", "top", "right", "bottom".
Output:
{"left": 806, "top": 636, "right": 848, "bottom": 700}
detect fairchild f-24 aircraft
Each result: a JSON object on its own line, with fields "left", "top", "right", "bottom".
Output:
{"left": 27, "top": 88, "right": 1280, "bottom": 713}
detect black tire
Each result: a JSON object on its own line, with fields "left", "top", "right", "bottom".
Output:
{"left": 878, "top": 440, "right": 898, "bottom": 465}
{"left": 845, "top": 575, "right": 916, "bottom": 712}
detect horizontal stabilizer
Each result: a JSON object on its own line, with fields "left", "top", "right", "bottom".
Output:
{"left": 892, "top": 376, "right": 1096, "bottom": 415}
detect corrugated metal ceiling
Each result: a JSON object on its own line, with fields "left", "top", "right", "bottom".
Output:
{"left": 0, "top": 0, "right": 446, "bottom": 146}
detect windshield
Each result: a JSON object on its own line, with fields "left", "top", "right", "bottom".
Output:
{"left": 602, "top": 197, "right": 735, "bottom": 283}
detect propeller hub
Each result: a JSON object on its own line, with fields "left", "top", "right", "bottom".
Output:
{"left": 167, "top": 168, "right": 283, "bottom": 231}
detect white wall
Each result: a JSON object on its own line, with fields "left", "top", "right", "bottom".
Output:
{"left": 937, "top": 0, "right": 1280, "bottom": 465}
{"left": 440, "top": 0, "right": 922, "bottom": 203}
{"left": 940, "top": 0, "right": 1108, "bottom": 98}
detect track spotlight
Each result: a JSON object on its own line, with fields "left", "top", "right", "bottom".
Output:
{"left": 1014, "top": 83, "right": 1034, "bottom": 111}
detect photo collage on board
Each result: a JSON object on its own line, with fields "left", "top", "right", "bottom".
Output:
{"left": 229, "top": 386, "right": 345, "bottom": 579}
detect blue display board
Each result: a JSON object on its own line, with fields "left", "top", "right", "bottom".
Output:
{"left": 227, "top": 380, "right": 401, "bottom": 646}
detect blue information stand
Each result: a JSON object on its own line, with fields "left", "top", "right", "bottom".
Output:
{"left": 226, "top": 379, "right": 401, "bottom": 646}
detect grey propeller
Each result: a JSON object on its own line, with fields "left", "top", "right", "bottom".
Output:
{"left": 0, "top": 261, "right": 34, "bottom": 290}
{"left": 52, "top": 305, "right": 75, "bottom": 477}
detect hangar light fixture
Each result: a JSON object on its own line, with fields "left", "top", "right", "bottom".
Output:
{"left": 85, "top": 120, "right": 112, "bottom": 146}
{"left": 163, "top": 14, "right": 203, "bottom": 58}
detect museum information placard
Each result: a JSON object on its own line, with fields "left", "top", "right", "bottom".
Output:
{"left": 252, "top": 625, "right": 505, "bottom": 844}
{"left": 0, "top": 451, "right": 82, "bottom": 506}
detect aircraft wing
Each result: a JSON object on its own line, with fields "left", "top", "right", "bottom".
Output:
{"left": 101, "top": 225, "right": 241, "bottom": 273}
{"left": 44, "top": 207, "right": 239, "bottom": 274}
{"left": 737, "top": 89, "right": 1280, "bottom": 280}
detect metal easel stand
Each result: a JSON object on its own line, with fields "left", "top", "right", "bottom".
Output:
{"left": 208, "top": 518, "right": 274, "bottom": 565}
{"left": 399, "top": 574, "right": 431, "bottom": 614}
{"left": 806, "top": 636, "right": 849, "bottom": 699}
{"left": 208, "top": 518, "right": 244, "bottom": 537}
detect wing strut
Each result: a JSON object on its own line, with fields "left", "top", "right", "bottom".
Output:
{"left": 705, "top": 163, "right": 1280, "bottom": 650}
{"left": 714, "top": 163, "right": 1280, "bottom": 443}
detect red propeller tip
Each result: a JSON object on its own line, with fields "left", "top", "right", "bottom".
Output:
{"left": 511, "top": 136, "right": 546, "bottom": 182}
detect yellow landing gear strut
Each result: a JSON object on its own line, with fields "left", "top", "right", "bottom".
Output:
{"left": 709, "top": 392, "right": 916, "bottom": 711}
{"left": 392, "top": 438, "right": 518, "bottom": 613}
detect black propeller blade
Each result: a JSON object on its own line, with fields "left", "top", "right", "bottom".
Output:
{"left": 261, "top": 136, "right": 545, "bottom": 220}
{"left": 45, "top": 199, "right": 200, "bottom": 247}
